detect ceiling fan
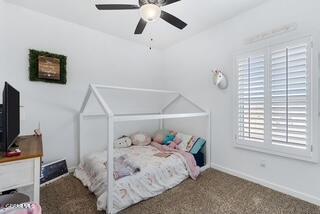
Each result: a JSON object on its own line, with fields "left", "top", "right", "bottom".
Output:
{"left": 95, "top": 0, "right": 187, "bottom": 34}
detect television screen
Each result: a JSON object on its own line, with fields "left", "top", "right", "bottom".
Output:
{"left": 1, "top": 82, "right": 20, "bottom": 152}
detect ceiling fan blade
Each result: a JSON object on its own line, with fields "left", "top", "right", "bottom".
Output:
{"left": 160, "top": 11, "right": 187, "bottom": 30}
{"left": 96, "top": 4, "right": 140, "bottom": 10}
{"left": 134, "top": 19, "right": 147, "bottom": 34}
{"left": 162, "top": 0, "right": 181, "bottom": 6}
{"left": 138, "top": 0, "right": 145, "bottom": 6}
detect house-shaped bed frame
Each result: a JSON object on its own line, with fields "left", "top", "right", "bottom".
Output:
{"left": 79, "top": 84, "right": 211, "bottom": 214}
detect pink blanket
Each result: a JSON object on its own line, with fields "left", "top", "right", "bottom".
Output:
{"left": 151, "top": 142, "right": 200, "bottom": 180}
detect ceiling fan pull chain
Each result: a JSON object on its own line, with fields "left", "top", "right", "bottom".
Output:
{"left": 149, "top": 38, "right": 154, "bottom": 50}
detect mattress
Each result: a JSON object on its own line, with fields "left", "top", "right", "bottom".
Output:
{"left": 74, "top": 145, "right": 189, "bottom": 213}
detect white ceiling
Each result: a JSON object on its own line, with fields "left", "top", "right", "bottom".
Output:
{"left": 7, "top": 0, "right": 268, "bottom": 49}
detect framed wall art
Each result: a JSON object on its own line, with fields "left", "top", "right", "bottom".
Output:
{"left": 29, "top": 49, "right": 67, "bottom": 84}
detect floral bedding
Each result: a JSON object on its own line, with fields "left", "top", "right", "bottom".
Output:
{"left": 74, "top": 145, "right": 189, "bottom": 213}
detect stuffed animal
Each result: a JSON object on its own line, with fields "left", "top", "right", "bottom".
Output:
{"left": 153, "top": 129, "right": 170, "bottom": 144}
{"left": 130, "top": 133, "right": 151, "bottom": 146}
{"left": 165, "top": 136, "right": 182, "bottom": 148}
{"left": 169, "top": 130, "right": 177, "bottom": 136}
{"left": 163, "top": 134, "right": 175, "bottom": 145}
{"left": 163, "top": 130, "right": 180, "bottom": 145}
{"left": 114, "top": 136, "right": 132, "bottom": 148}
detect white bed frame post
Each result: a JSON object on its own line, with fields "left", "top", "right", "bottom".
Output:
{"left": 79, "top": 113, "right": 83, "bottom": 163}
{"left": 107, "top": 116, "right": 114, "bottom": 214}
{"left": 206, "top": 112, "right": 212, "bottom": 168}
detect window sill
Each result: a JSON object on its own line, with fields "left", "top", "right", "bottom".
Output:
{"left": 234, "top": 142, "right": 318, "bottom": 164}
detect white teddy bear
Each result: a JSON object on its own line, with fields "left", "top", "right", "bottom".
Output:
{"left": 114, "top": 136, "right": 132, "bottom": 148}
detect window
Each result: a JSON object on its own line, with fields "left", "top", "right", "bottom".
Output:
{"left": 238, "top": 54, "right": 265, "bottom": 143}
{"left": 271, "top": 44, "right": 308, "bottom": 149}
{"left": 234, "top": 38, "right": 317, "bottom": 162}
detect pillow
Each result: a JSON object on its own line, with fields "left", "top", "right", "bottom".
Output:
{"left": 185, "top": 136, "right": 199, "bottom": 152}
{"left": 114, "top": 136, "right": 132, "bottom": 148}
{"left": 153, "top": 129, "right": 170, "bottom": 144}
{"left": 130, "top": 133, "right": 151, "bottom": 146}
{"left": 176, "top": 132, "right": 193, "bottom": 151}
{"left": 190, "top": 138, "right": 206, "bottom": 154}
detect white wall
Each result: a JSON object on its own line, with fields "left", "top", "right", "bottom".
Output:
{"left": 0, "top": 0, "right": 164, "bottom": 167}
{"left": 163, "top": 0, "right": 320, "bottom": 205}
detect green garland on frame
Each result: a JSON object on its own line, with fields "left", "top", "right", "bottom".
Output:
{"left": 29, "top": 49, "right": 67, "bottom": 84}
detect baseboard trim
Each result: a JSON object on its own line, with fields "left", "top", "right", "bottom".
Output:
{"left": 211, "top": 162, "right": 320, "bottom": 206}
{"left": 68, "top": 166, "right": 76, "bottom": 173}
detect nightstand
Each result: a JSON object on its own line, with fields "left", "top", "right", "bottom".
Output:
{"left": 0, "top": 135, "right": 43, "bottom": 203}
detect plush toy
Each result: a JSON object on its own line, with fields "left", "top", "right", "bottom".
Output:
{"left": 114, "top": 136, "right": 132, "bottom": 148}
{"left": 163, "top": 134, "right": 175, "bottom": 145}
{"left": 162, "top": 130, "right": 180, "bottom": 145}
{"left": 169, "top": 130, "right": 177, "bottom": 136}
{"left": 130, "top": 133, "right": 151, "bottom": 146}
{"left": 153, "top": 129, "right": 170, "bottom": 144}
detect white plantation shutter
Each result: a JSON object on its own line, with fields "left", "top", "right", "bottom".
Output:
{"left": 238, "top": 54, "right": 265, "bottom": 143}
{"left": 234, "top": 38, "right": 315, "bottom": 161}
{"left": 271, "top": 43, "right": 309, "bottom": 148}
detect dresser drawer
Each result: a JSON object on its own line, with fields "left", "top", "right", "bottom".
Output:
{"left": 0, "top": 159, "right": 34, "bottom": 191}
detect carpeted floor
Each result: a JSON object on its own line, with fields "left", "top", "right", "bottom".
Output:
{"left": 40, "top": 169, "right": 320, "bottom": 214}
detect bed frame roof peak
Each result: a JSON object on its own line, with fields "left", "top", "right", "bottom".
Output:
{"left": 80, "top": 84, "right": 208, "bottom": 121}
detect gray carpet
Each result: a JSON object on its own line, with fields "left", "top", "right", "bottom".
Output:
{"left": 40, "top": 169, "right": 320, "bottom": 214}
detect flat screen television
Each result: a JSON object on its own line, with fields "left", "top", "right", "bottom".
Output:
{"left": 0, "top": 82, "right": 20, "bottom": 153}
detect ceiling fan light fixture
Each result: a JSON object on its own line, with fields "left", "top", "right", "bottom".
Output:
{"left": 140, "top": 4, "right": 161, "bottom": 22}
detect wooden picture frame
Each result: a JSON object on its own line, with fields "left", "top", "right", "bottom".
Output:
{"left": 29, "top": 49, "right": 67, "bottom": 84}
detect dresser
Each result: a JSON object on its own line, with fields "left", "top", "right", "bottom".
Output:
{"left": 0, "top": 135, "right": 43, "bottom": 203}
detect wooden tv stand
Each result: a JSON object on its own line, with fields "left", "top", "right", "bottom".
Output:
{"left": 0, "top": 135, "right": 43, "bottom": 203}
